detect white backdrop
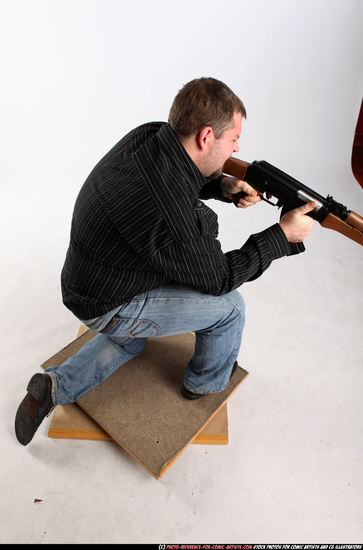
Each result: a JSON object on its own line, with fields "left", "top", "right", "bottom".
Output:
{"left": 1, "top": 0, "right": 362, "bottom": 356}
{"left": 1, "top": 0, "right": 363, "bottom": 543}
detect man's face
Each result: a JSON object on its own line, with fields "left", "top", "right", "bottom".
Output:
{"left": 206, "top": 111, "right": 242, "bottom": 178}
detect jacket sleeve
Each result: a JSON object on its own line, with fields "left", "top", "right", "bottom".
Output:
{"left": 146, "top": 223, "right": 297, "bottom": 295}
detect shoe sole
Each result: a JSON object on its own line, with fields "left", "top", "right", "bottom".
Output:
{"left": 15, "top": 374, "right": 53, "bottom": 446}
{"left": 181, "top": 386, "right": 202, "bottom": 400}
{"left": 181, "top": 361, "right": 239, "bottom": 400}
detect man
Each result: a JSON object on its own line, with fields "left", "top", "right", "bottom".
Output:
{"left": 15, "top": 77, "right": 315, "bottom": 445}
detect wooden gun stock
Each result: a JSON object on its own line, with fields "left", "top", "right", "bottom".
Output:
{"left": 223, "top": 156, "right": 363, "bottom": 246}
{"left": 223, "top": 157, "right": 250, "bottom": 181}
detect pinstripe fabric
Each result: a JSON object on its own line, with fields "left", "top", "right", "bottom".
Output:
{"left": 61, "top": 122, "right": 303, "bottom": 319}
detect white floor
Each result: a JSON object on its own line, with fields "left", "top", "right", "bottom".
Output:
{"left": 1, "top": 195, "right": 363, "bottom": 544}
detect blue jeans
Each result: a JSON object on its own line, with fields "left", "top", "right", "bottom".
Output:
{"left": 45, "top": 283, "right": 245, "bottom": 404}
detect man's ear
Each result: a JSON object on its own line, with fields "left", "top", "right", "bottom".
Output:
{"left": 196, "top": 126, "right": 214, "bottom": 151}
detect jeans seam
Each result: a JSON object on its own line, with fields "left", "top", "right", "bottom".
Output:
{"left": 94, "top": 354, "right": 133, "bottom": 382}
{"left": 46, "top": 372, "right": 58, "bottom": 404}
{"left": 144, "top": 294, "right": 244, "bottom": 308}
{"left": 102, "top": 317, "right": 161, "bottom": 337}
{"left": 129, "top": 319, "right": 161, "bottom": 337}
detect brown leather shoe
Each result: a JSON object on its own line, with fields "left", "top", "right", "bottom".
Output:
{"left": 15, "top": 373, "right": 54, "bottom": 445}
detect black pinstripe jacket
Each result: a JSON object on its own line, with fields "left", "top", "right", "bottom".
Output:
{"left": 61, "top": 122, "right": 303, "bottom": 319}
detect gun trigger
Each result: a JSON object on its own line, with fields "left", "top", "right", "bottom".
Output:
{"left": 262, "top": 197, "right": 278, "bottom": 206}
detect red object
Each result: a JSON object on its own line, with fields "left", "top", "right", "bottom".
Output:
{"left": 352, "top": 99, "right": 363, "bottom": 189}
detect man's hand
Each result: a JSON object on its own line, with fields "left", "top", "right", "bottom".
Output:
{"left": 280, "top": 202, "right": 316, "bottom": 242}
{"left": 220, "top": 176, "right": 262, "bottom": 208}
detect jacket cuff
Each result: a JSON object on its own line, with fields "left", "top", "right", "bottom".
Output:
{"left": 199, "top": 175, "right": 232, "bottom": 203}
{"left": 253, "top": 223, "right": 305, "bottom": 260}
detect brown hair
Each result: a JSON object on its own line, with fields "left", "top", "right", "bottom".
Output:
{"left": 168, "top": 77, "right": 246, "bottom": 139}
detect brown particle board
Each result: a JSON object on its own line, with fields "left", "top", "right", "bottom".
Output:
{"left": 42, "top": 329, "right": 248, "bottom": 478}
